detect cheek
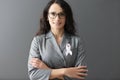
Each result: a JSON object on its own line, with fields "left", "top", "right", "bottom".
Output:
{"left": 48, "top": 18, "right": 52, "bottom": 25}
{"left": 61, "top": 19, "right": 66, "bottom": 26}
{"left": 48, "top": 20, "right": 53, "bottom": 27}
{"left": 63, "top": 19, "right": 66, "bottom": 24}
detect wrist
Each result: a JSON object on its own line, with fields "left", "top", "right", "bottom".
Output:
{"left": 61, "top": 68, "right": 65, "bottom": 76}
{"left": 50, "top": 68, "right": 66, "bottom": 79}
{"left": 61, "top": 68, "right": 67, "bottom": 76}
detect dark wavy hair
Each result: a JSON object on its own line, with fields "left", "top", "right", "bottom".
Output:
{"left": 36, "top": 0, "right": 76, "bottom": 35}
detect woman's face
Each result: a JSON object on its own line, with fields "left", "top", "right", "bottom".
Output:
{"left": 48, "top": 3, "right": 66, "bottom": 30}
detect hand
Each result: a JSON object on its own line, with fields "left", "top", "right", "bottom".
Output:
{"left": 30, "top": 58, "right": 64, "bottom": 79}
{"left": 64, "top": 66, "right": 88, "bottom": 79}
{"left": 30, "top": 58, "right": 50, "bottom": 69}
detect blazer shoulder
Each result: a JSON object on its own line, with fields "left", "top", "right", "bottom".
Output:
{"left": 32, "top": 34, "right": 46, "bottom": 43}
{"left": 71, "top": 34, "right": 81, "bottom": 40}
{"left": 70, "top": 34, "right": 85, "bottom": 45}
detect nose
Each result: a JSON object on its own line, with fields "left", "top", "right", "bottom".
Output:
{"left": 55, "top": 15, "right": 60, "bottom": 20}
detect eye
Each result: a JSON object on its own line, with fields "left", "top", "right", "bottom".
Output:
{"left": 50, "top": 12, "right": 56, "bottom": 16}
{"left": 59, "top": 12, "right": 65, "bottom": 16}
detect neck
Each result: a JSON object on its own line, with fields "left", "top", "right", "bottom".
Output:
{"left": 51, "top": 29, "right": 64, "bottom": 38}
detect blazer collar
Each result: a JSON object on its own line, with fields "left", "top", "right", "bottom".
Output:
{"left": 45, "top": 31, "right": 71, "bottom": 39}
{"left": 45, "top": 31, "right": 53, "bottom": 39}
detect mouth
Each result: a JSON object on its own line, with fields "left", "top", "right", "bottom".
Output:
{"left": 53, "top": 22, "right": 61, "bottom": 26}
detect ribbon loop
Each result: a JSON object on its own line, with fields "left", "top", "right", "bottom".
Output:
{"left": 65, "top": 43, "right": 72, "bottom": 56}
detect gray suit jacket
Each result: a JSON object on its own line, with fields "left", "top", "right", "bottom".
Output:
{"left": 28, "top": 31, "right": 86, "bottom": 80}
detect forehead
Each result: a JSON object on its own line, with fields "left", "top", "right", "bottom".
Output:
{"left": 48, "top": 3, "right": 63, "bottom": 12}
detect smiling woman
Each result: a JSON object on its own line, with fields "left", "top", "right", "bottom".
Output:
{"left": 47, "top": 3, "right": 66, "bottom": 40}
{"left": 0, "top": 0, "right": 119, "bottom": 80}
{"left": 28, "top": 0, "right": 88, "bottom": 80}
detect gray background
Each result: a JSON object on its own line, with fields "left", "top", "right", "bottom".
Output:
{"left": 0, "top": 0, "right": 120, "bottom": 80}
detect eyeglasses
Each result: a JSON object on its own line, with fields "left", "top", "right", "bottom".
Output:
{"left": 48, "top": 12, "right": 66, "bottom": 19}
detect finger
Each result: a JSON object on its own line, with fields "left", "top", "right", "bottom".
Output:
{"left": 29, "top": 59, "right": 34, "bottom": 64}
{"left": 32, "top": 58, "right": 40, "bottom": 61}
{"left": 30, "top": 59, "right": 37, "bottom": 64}
{"left": 77, "top": 73, "right": 88, "bottom": 77}
{"left": 31, "top": 58, "right": 41, "bottom": 63}
{"left": 31, "top": 62, "right": 36, "bottom": 67}
{"left": 29, "top": 58, "right": 36, "bottom": 63}
{"left": 78, "top": 69, "right": 88, "bottom": 73}
{"left": 75, "top": 75, "right": 85, "bottom": 80}
{"left": 77, "top": 66, "right": 87, "bottom": 69}
{"left": 31, "top": 60, "right": 38, "bottom": 63}
{"left": 29, "top": 60, "right": 38, "bottom": 67}
{"left": 32, "top": 63, "right": 39, "bottom": 68}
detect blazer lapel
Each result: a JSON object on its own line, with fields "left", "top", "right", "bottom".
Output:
{"left": 60, "top": 32, "right": 71, "bottom": 52}
{"left": 45, "top": 31, "right": 72, "bottom": 66}
{"left": 45, "top": 31, "right": 66, "bottom": 63}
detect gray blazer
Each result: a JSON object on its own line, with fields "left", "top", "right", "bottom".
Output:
{"left": 28, "top": 31, "right": 86, "bottom": 80}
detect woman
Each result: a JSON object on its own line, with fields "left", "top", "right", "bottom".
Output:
{"left": 28, "top": 0, "right": 88, "bottom": 80}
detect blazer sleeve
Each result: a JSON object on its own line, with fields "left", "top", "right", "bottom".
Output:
{"left": 28, "top": 36, "right": 51, "bottom": 80}
{"left": 75, "top": 37, "right": 87, "bottom": 67}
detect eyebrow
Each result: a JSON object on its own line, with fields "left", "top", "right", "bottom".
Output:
{"left": 49, "top": 11, "right": 64, "bottom": 13}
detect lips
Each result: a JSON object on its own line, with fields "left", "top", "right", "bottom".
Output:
{"left": 53, "top": 22, "right": 61, "bottom": 26}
